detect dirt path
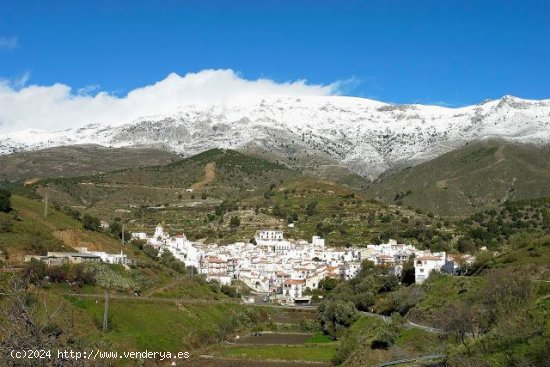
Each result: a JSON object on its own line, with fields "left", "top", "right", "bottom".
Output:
{"left": 192, "top": 162, "right": 216, "bottom": 190}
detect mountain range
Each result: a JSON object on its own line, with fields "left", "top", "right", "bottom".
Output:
{"left": 1, "top": 95, "right": 549, "bottom": 180}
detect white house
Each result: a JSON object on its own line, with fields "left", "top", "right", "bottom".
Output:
{"left": 414, "top": 253, "right": 446, "bottom": 284}
{"left": 131, "top": 232, "right": 147, "bottom": 241}
{"left": 312, "top": 236, "right": 325, "bottom": 247}
{"left": 283, "top": 279, "right": 305, "bottom": 298}
{"left": 255, "top": 229, "right": 284, "bottom": 245}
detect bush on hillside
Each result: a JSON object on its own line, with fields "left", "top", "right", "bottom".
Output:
{"left": 0, "top": 189, "right": 11, "bottom": 213}
{"left": 82, "top": 214, "right": 100, "bottom": 231}
{"left": 0, "top": 218, "right": 13, "bottom": 233}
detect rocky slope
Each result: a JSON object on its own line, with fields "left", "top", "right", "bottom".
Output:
{"left": 1, "top": 95, "right": 549, "bottom": 179}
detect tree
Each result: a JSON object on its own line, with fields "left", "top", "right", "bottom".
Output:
{"left": 0, "top": 276, "right": 88, "bottom": 366}
{"left": 82, "top": 214, "right": 100, "bottom": 231}
{"left": 109, "top": 221, "right": 130, "bottom": 240}
{"left": 221, "top": 284, "right": 240, "bottom": 298}
{"left": 400, "top": 259, "right": 415, "bottom": 285}
{"left": 306, "top": 202, "right": 317, "bottom": 216}
{"left": 317, "top": 300, "right": 358, "bottom": 339}
{"left": 229, "top": 216, "right": 240, "bottom": 228}
{"left": 0, "top": 189, "right": 11, "bottom": 213}
{"left": 379, "top": 274, "right": 399, "bottom": 293}
{"left": 143, "top": 245, "right": 159, "bottom": 259}
{"left": 319, "top": 277, "right": 338, "bottom": 291}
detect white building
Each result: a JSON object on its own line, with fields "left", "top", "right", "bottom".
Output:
{"left": 312, "top": 236, "right": 325, "bottom": 247}
{"left": 255, "top": 230, "right": 284, "bottom": 245}
{"left": 76, "top": 247, "right": 130, "bottom": 265}
{"left": 283, "top": 279, "right": 305, "bottom": 298}
{"left": 414, "top": 253, "right": 446, "bottom": 284}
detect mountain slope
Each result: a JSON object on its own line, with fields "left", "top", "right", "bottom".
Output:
{"left": 0, "top": 144, "right": 181, "bottom": 182}
{"left": 27, "top": 149, "right": 456, "bottom": 246}
{"left": 1, "top": 95, "right": 549, "bottom": 180}
{"left": 365, "top": 140, "right": 550, "bottom": 217}
{"left": 37, "top": 148, "right": 299, "bottom": 225}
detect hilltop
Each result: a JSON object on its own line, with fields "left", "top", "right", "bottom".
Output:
{"left": 0, "top": 144, "right": 181, "bottom": 182}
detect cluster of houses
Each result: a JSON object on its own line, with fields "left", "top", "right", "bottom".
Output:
{"left": 131, "top": 226, "right": 475, "bottom": 304}
{"left": 22, "top": 222, "right": 474, "bottom": 303}
{"left": 359, "top": 239, "right": 474, "bottom": 284}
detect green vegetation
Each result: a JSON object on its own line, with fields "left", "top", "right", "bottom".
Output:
{"left": 33, "top": 149, "right": 455, "bottom": 247}
{"left": 65, "top": 297, "right": 270, "bottom": 350}
{"left": 305, "top": 334, "right": 333, "bottom": 343}
{"left": 366, "top": 140, "right": 550, "bottom": 218}
{"left": 0, "top": 144, "right": 180, "bottom": 181}
{"left": 336, "top": 315, "right": 446, "bottom": 366}
{"left": 0, "top": 188, "right": 11, "bottom": 212}
{"left": 217, "top": 344, "right": 337, "bottom": 362}
{"left": 2, "top": 147, "right": 550, "bottom": 366}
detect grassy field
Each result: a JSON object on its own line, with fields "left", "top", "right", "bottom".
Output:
{"left": 217, "top": 344, "right": 337, "bottom": 362}
{"left": 65, "top": 296, "right": 269, "bottom": 350}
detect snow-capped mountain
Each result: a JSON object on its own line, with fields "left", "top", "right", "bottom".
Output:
{"left": 1, "top": 95, "right": 549, "bottom": 179}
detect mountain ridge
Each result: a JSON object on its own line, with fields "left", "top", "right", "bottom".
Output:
{"left": 1, "top": 95, "right": 549, "bottom": 180}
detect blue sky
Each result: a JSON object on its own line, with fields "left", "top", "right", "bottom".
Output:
{"left": 0, "top": 0, "right": 549, "bottom": 106}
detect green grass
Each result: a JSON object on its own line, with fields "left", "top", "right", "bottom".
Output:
{"left": 65, "top": 296, "right": 269, "bottom": 350}
{"left": 305, "top": 334, "right": 334, "bottom": 344}
{"left": 407, "top": 274, "right": 483, "bottom": 326}
{"left": 218, "top": 345, "right": 337, "bottom": 362}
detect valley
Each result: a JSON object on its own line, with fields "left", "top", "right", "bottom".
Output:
{"left": 1, "top": 144, "right": 549, "bottom": 367}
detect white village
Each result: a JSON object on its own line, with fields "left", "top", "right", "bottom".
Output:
{"left": 23, "top": 221, "right": 475, "bottom": 304}
{"left": 128, "top": 225, "right": 475, "bottom": 304}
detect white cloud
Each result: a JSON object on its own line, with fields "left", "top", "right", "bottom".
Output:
{"left": 0, "top": 36, "right": 18, "bottom": 51}
{"left": 0, "top": 69, "right": 340, "bottom": 132}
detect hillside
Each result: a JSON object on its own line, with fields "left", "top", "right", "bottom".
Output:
{"left": 27, "top": 149, "right": 459, "bottom": 247}
{"left": 365, "top": 140, "right": 550, "bottom": 218}
{"left": 1, "top": 95, "right": 549, "bottom": 180}
{"left": 37, "top": 148, "right": 298, "bottom": 214}
{"left": 0, "top": 144, "right": 181, "bottom": 182}
{"left": 0, "top": 192, "right": 276, "bottom": 362}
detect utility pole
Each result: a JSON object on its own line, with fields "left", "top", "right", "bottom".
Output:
{"left": 121, "top": 224, "right": 125, "bottom": 246}
{"left": 43, "top": 194, "right": 48, "bottom": 218}
{"left": 103, "top": 289, "right": 109, "bottom": 332}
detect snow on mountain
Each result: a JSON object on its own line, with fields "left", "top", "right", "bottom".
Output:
{"left": 1, "top": 95, "right": 549, "bottom": 179}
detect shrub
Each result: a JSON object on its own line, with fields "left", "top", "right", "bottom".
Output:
{"left": 82, "top": 214, "right": 100, "bottom": 231}
{"left": 0, "top": 218, "right": 13, "bottom": 233}
{"left": 229, "top": 216, "right": 240, "bottom": 228}
{"left": 0, "top": 189, "right": 11, "bottom": 213}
